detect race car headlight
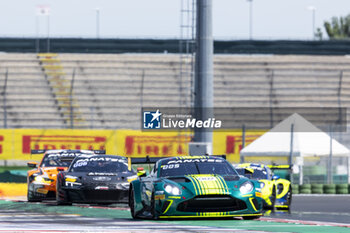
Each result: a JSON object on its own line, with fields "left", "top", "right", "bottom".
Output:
{"left": 116, "top": 182, "right": 130, "bottom": 190}
{"left": 65, "top": 176, "right": 81, "bottom": 187}
{"left": 260, "top": 182, "right": 265, "bottom": 188}
{"left": 65, "top": 175, "right": 78, "bottom": 182}
{"left": 240, "top": 181, "right": 254, "bottom": 194}
{"left": 34, "top": 176, "right": 44, "bottom": 183}
{"left": 34, "top": 176, "right": 52, "bottom": 183}
{"left": 164, "top": 184, "right": 182, "bottom": 195}
{"left": 127, "top": 175, "right": 138, "bottom": 183}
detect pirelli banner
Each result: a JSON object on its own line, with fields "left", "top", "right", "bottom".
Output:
{"left": 0, "top": 129, "right": 264, "bottom": 162}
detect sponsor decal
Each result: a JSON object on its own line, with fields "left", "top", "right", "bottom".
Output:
{"left": 125, "top": 135, "right": 191, "bottom": 156}
{"left": 225, "top": 135, "right": 260, "bottom": 154}
{"left": 47, "top": 152, "right": 90, "bottom": 158}
{"left": 168, "top": 196, "right": 181, "bottom": 199}
{"left": 154, "top": 194, "right": 165, "bottom": 200}
{"left": 167, "top": 158, "right": 223, "bottom": 164}
{"left": 88, "top": 172, "right": 117, "bottom": 176}
{"left": 0, "top": 135, "right": 4, "bottom": 154}
{"left": 73, "top": 157, "right": 127, "bottom": 168}
{"left": 36, "top": 188, "right": 49, "bottom": 194}
{"left": 93, "top": 177, "right": 111, "bottom": 181}
{"left": 22, "top": 135, "right": 106, "bottom": 154}
{"left": 196, "top": 176, "right": 217, "bottom": 182}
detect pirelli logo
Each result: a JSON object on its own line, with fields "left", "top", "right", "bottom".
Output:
{"left": 225, "top": 135, "right": 261, "bottom": 154}
{"left": 22, "top": 135, "right": 106, "bottom": 154}
{"left": 125, "top": 135, "right": 191, "bottom": 156}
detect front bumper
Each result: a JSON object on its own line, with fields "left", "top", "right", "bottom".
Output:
{"left": 154, "top": 194, "right": 262, "bottom": 218}
{"left": 64, "top": 188, "right": 129, "bottom": 203}
{"left": 29, "top": 182, "right": 56, "bottom": 199}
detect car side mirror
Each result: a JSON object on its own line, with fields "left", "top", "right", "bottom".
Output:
{"left": 272, "top": 175, "right": 280, "bottom": 180}
{"left": 27, "top": 162, "right": 38, "bottom": 168}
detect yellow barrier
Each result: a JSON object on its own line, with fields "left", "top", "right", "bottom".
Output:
{"left": 0, "top": 183, "right": 27, "bottom": 197}
{"left": 0, "top": 129, "right": 265, "bottom": 163}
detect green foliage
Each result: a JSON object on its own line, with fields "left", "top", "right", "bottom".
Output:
{"left": 315, "top": 28, "right": 323, "bottom": 40}
{"left": 323, "top": 14, "right": 350, "bottom": 39}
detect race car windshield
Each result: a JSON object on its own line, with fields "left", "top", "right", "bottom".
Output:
{"left": 159, "top": 161, "right": 238, "bottom": 177}
{"left": 70, "top": 159, "right": 129, "bottom": 173}
{"left": 236, "top": 168, "right": 268, "bottom": 180}
{"left": 40, "top": 155, "right": 75, "bottom": 167}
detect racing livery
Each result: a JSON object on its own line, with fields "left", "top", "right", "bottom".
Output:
{"left": 235, "top": 163, "right": 292, "bottom": 209}
{"left": 56, "top": 155, "right": 137, "bottom": 205}
{"left": 27, "top": 149, "right": 103, "bottom": 202}
{"left": 129, "top": 156, "right": 263, "bottom": 219}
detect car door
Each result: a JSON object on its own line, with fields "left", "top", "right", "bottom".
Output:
{"left": 140, "top": 163, "right": 157, "bottom": 207}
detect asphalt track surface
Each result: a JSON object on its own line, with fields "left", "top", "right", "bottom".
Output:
{"left": 268, "top": 194, "right": 350, "bottom": 224}
{"left": 0, "top": 195, "right": 349, "bottom": 232}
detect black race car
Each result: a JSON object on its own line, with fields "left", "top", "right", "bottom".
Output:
{"left": 56, "top": 154, "right": 137, "bottom": 205}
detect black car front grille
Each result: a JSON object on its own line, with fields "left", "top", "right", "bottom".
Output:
{"left": 46, "top": 191, "right": 56, "bottom": 198}
{"left": 176, "top": 195, "right": 247, "bottom": 212}
{"left": 83, "top": 190, "right": 128, "bottom": 202}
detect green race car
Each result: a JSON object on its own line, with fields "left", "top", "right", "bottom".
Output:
{"left": 129, "top": 156, "right": 263, "bottom": 219}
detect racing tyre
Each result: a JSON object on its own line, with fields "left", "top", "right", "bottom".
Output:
{"left": 56, "top": 177, "right": 72, "bottom": 205}
{"left": 266, "top": 186, "right": 276, "bottom": 210}
{"left": 243, "top": 215, "right": 261, "bottom": 220}
{"left": 300, "top": 184, "right": 311, "bottom": 194}
{"left": 324, "top": 184, "right": 336, "bottom": 194}
{"left": 336, "top": 184, "right": 349, "bottom": 194}
{"left": 27, "top": 183, "right": 41, "bottom": 202}
{"left": 291, "top": 184, "right": 299, "bottom": 194}
{"left": 150, "top": 192, "right": 157, "bottom": 219}
{"left": 286, "top": 186, "right": 292, "bottom": 207}
{"left": 311, "top": 184, "right": 323, "bottom": 194}
{"left": 129, "top": 187, "right": 138, "bottom": 219}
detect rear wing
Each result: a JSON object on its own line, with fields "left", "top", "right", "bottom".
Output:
{"left": 31, "top": 150, "right": 46, "bottom": 154}
{"left": 30, "top": 149, "right": 105, "bottom": 154}
{"left": 92, "top": 150, "right": 106, "bottom": 154}
{"left": 209, "top": 154, "right": 226, "bottom": 160}
{"left": 129, "top": 154, "right": 226, "bottom": 165}
{"left": 129, "top": 156, "right": 168, "bottom": 165}
{"left": 267, "top": 165, "right": 292, "bottom": 170}
{"left": 127, "top": 156, "right": 167, "bottom": 172}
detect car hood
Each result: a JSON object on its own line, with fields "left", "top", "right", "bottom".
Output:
{"left": 164, "top": 174, "right": 241, "bottom": 195}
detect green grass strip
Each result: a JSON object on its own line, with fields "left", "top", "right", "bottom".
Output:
{"left": 0, "top": 200, "right": 130, "bottom": 219}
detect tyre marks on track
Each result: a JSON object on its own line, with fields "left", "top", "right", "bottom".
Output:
{"left": 0, "top": 210, "right": 267, "bottom": 232}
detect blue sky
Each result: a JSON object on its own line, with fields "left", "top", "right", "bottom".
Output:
{"left": 0, "top": 0, "right": 349, "bottom": 40}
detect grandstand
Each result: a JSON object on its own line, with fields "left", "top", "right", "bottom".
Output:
{"left": 0, "top": 53, "right": 349, "bottom": 136}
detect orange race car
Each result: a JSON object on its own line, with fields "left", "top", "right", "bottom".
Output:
{"left": 27, "top": 149, "right": 105, "bottom": 202}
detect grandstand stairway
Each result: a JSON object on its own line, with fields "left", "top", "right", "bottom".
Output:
{"left": 38, "top": 53, "right": 86, "bottom": 128}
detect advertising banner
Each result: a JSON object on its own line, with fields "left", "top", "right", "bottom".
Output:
{"left": 0, "top": 129, "right": 264, "bottom": 163}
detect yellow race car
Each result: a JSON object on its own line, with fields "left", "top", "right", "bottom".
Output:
{"left": 234, "top": 163, "right": 292, "bottom": 209}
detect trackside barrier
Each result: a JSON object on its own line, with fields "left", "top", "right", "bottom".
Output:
{"left": 293, "top": 184, "right": 349, "bottom": 194}
{"left": 311, "top": 184, "right": 323, "bottom": 194}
